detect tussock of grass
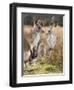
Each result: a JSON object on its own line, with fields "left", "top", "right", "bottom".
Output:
{"left": 24, "top": 51, "right": 63, "bottom": 75}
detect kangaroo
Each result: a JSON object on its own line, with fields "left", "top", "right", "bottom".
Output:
{"left": 23, "top": 19, "right": 43, "bottom": 66}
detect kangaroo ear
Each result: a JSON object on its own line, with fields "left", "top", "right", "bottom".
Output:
{"left": 40, "top": 21, "right": 43, "bottom": 26}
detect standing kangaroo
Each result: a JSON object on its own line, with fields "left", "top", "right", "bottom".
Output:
{"left": 23, "top": 19, "right": 43, "bottom": 66}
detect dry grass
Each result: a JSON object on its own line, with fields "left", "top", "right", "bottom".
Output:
{"left": 23, "top": 25, "right": 63, "bottom": 75}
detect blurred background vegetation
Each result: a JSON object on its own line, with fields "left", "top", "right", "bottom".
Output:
{"left": 22, "top": 13, "right": 63, "bottom": 27}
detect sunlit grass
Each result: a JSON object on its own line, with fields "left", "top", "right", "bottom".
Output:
{"left": 24, "top": 51, "right": 63, "bottom": 75}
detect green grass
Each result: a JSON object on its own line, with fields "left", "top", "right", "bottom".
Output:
{"left": 23, "top": 50, "right": 63, "bottom": 75}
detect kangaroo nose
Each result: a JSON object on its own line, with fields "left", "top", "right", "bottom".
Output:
{"left": 48, "top": 30, "right": 51, "bottom": 33}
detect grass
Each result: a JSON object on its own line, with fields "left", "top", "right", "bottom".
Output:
{"left": 24, "top": 50, "right": 63, "bottom": 75}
